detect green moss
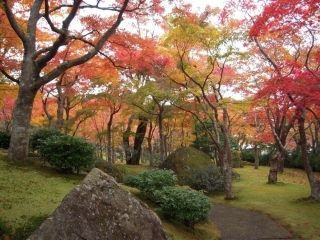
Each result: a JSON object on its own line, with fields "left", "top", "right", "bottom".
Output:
{"left": 0, "top": 152, "right": 82, "bottom": 237}
{"left": 161, "top": 147, "right": 214, "bottom": 181}
{"left": 117, "top": 163, "right": 151, "bottom": 178}
{"left": 211, "top": 166, "right": 320, "bottom": 240}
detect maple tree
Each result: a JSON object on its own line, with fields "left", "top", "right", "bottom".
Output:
{"left": 161, "top": 6, "right": 245, "bottom": 199}
{"left": 249, "top": 0, "right": 320, "bottom": 199}
{"left": 0, "top": 0, "right": 163, "bottom": 161}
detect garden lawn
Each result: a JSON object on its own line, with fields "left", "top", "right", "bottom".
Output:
{"left": 211, "top": 166, "right": 320, "bottom": 240}
{"left": 0, "top": 152, "right": 83, "bottom": 238}
{"left": 117, "top": 163, "right": 151, "bottom": 178}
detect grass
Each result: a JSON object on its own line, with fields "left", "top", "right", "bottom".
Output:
{"left": 211, "top": 166, "right": 320, "bottom": 240}
{"left": 0, "top": 152, "right": 83, "bottom": 239}
{"left": 117, "top": 163, "right": 151, "bottom": 178}
{"left": 0, "top": 153, "right": 219, "bottom": 240}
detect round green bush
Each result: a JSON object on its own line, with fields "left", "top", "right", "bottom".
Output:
{"left": 161, "top": 147, "right": 224, "bottom": 192}
{"left": 0, "top": 131, "right": 10, "bottom": 149}
{"left": 155, "top": 186, "right": 211, "bottom": 227}
{"left": 161, "top": 147, "right": 214, "bottom": 182}
{"left": 184, "top": 166, "right": 224, "bottom": 193}
{"left": 39, "top": 135, "right": 96, "bottom": 173}
{"left": 30, "top": 128, "right": 63, "bottom": 151}
{"left": 125, "top": 169, "right": 177, "bottom": 200}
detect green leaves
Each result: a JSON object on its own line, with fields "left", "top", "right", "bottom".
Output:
{"left": 126, "top": 169, "right": 177, "bottom": 201}
{"left": 155, "top": 186, "right": 211, "bottom": 227}
{"left": 38, "top": 135, "right": 96, "bottom": 174}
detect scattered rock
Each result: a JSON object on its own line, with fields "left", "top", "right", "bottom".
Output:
{"left": 28, "top": 168, "right": 167, "bottom": 240}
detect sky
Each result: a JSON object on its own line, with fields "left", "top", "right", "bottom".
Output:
{"left": 184, "top": 0, "right": 227, "bottom": 10}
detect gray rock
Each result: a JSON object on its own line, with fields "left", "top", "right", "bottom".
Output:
{"left": 28, "top": 168, "right": 167, "bottom": 240}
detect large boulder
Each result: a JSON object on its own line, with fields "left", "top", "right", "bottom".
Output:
{"left": 161, "top": 147, "right": 214, "bottom": 182}
{"left": 28, "top": 168, "right": 167, "bottom": 240}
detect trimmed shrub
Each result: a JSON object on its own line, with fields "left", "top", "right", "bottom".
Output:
{"left": 0, "top": 131, "right": 10, "bottom": 149}
{"left": 182, "top": 166, "right": 224, "bottom": 193}
{"left": 39, "top": 135, "right": 95, "bottom": 173}
{"left": 95, "top": 161, "right": 127, "bottom": 182}
{"left": 155, "top": 186, "right": 211, "bottom": 227}
{"left": 125, "top": 169, "right": 177, "bottom": 200}
{"left": 30, "top": 128, "right": 63, "bottom": 151}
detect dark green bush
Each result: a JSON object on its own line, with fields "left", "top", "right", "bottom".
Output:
{"left": 241, "top": 149, "right": 255, "bottom": 163}
{"left": 155, "top": 186, "right": 211, "bottom": 227}
{"left": 30, "top": 128, "right": 63, "bottom": 151}
{"left": 0, "top": 131, "right": 10, "bottom": 149}
{"left": 39, "top": 135, "right": 96, "bottom": 173}
{"left": 182, "top": 166, "right": 224, "bottom": 193}
{"left": 310, "top": 152, "right": 320, "bottom": 171}
{"left": 125, "top": 169, "right": 177, "bottom": 200}
{"left": 95, "top": 161, "right": 127, "bottom": 182}
{"left": 288, "top": 149, "right": 320, "bottom": 171}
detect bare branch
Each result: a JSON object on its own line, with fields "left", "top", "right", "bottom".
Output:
{"left": 2, "top": 0, "right": 28, "bottom": 45}
{"left": 0, "top": 69, "right": 20, "bottom": 84}
{"left": 36, "top": 0, "right": 130, "bottom": 89}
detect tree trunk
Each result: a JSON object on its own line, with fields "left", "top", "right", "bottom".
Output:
{"left": 254, "top": 144, "right": 260, "bottom": 169}
{"left": 8, "top": 88, "right": 37, "bottom": 161}
{"left": 123, "top": 116, "right": 134, "bottom": 164}
{"left": 268, "top": 152, "right": 278, "bottom": 184}
{"left": 220, "top": 111, "right": 235, "bottom": 200}
{"left": 276, "top": 146, "right": 285, "bottom": 173}
{"left": 147, "top": 122, "right": 154, "bottom": 166}
{"left": 158, "top": 111, "right": 165, "bottom": 163}
{"left": 128, "top": 117, "right": 148, "bottom": 165}
{"left": 112, "top": 131, "right": 116, "bottom": 163}
{"left": 107, "top": 113, "right": 114, "bottom": 164}
{"left": 55, "top": 79, "right": 65, "bottom": 130}
{"left": 298, "top": 111, "right": 320, "bottom": 200}
{"left": 219, "top": 147, "right": 235, "bottom": 200}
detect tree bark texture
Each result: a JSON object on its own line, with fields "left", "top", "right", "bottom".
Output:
{"left": 298, "top": 111, "right": 320, "bottom": 200}
{"left": 128, "top": 117, "right": 148, "bottom": 165}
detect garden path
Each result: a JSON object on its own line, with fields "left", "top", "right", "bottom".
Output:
{"left": 210, "top": 204, "right": 298, "bottom": 240}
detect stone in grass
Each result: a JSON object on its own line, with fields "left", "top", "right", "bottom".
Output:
{"left": 28, "top": 168, "right": 167, "bottom": 240}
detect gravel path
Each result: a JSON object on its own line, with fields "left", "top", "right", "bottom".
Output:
{"left": 210, "top": 204, "right": 298, "bottom": 240}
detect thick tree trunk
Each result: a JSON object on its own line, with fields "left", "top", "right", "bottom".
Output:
{"left": 219, "top": 114, "right": 235, "bottom": 200}
{"left": 219, "top": 148, "right": 234, "bottom": 200}
{"left": 298, "top": 112, "right": 320, "bottom": 200}
{"left": 254, "top": 144, "right": 260, "bottom": 169}
{"left": 128, "top": 117, "right": 148, "bottom": 165}
{"left": 268, "top": 152, "right": 279, "bottom": 184}
{"left": 8, "top": 88, "right": 37, "bottom": 161}
{"left": 276, "top": 145, "right": 286, "bottom": 173}
{"left": 123, "top": 116, "right": 134, "bottom": 164}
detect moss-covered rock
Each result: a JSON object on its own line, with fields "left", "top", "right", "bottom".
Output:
{"left": 160, "top": 147, "right": 214, "bottom": 182}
